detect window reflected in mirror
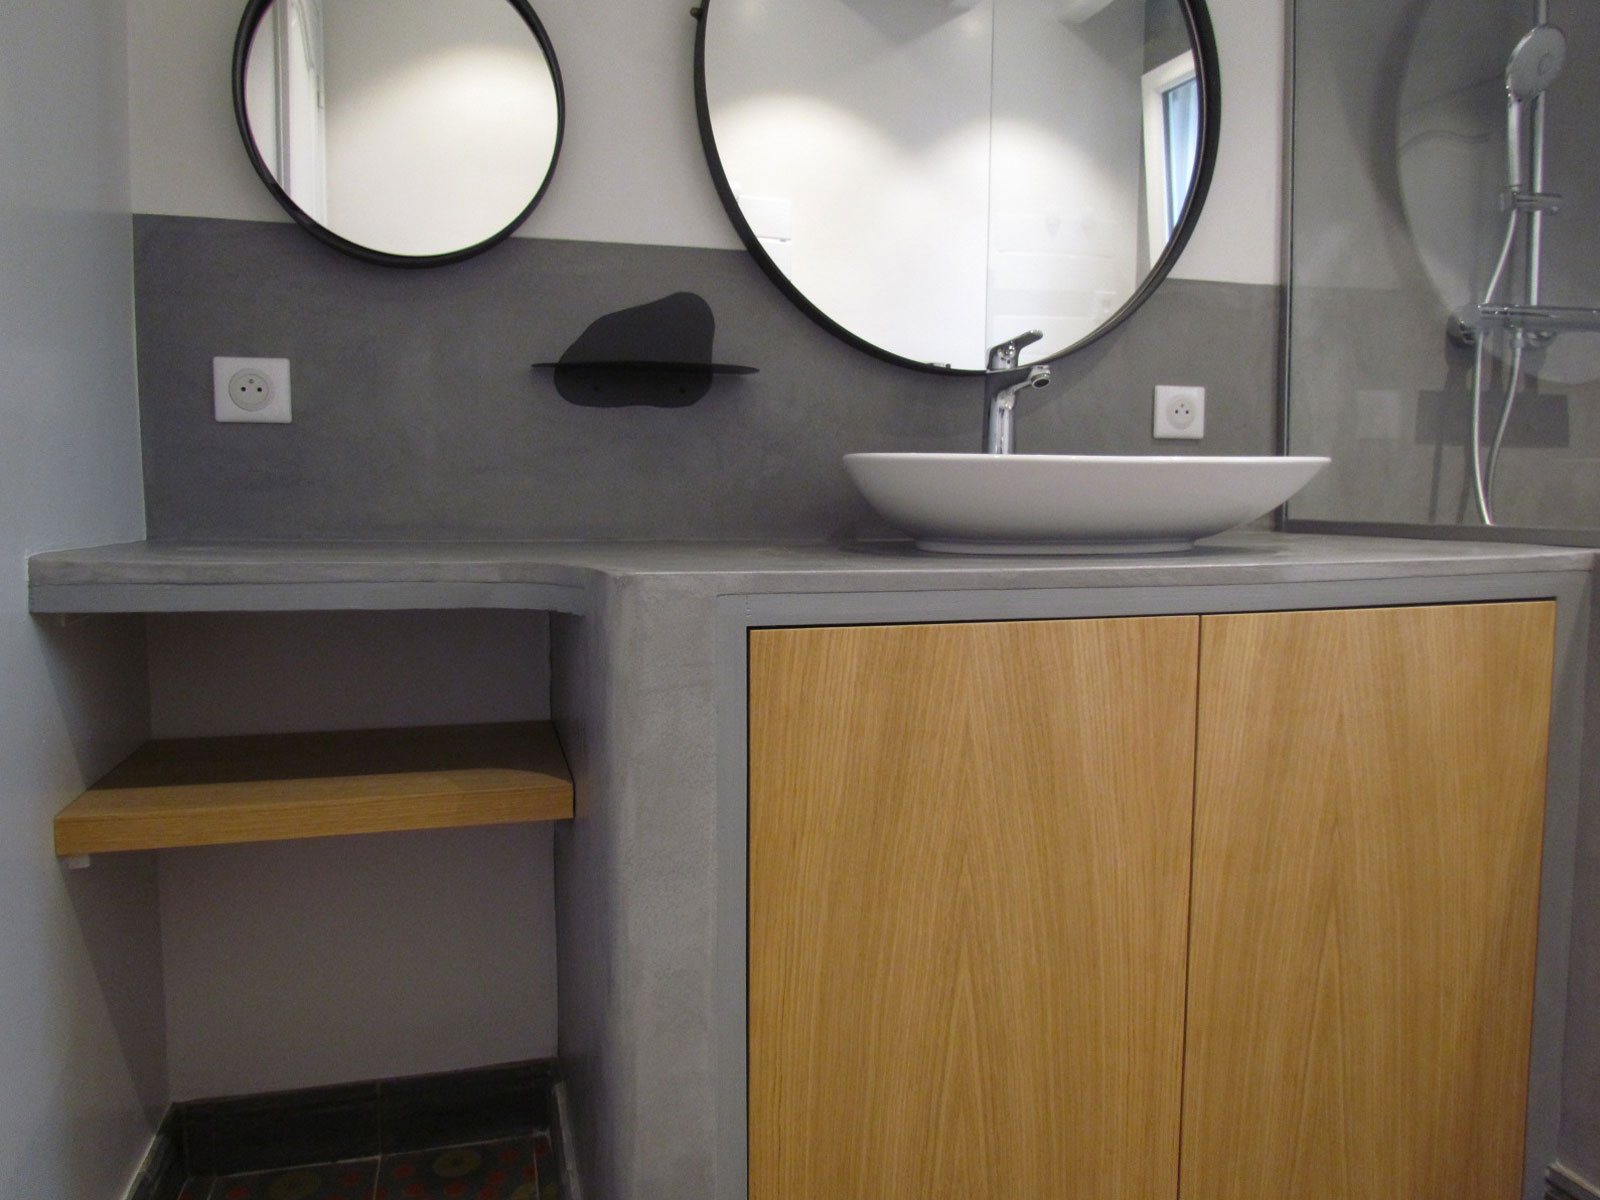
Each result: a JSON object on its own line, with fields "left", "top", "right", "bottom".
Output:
{"left": 1143, "top": 50, "right": 1199, "bottom": 249}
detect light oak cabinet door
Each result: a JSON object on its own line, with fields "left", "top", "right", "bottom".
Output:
{"left": 747, "top": 602, "right": 1555, "bottom": 1200}
{"left": 748, "top": 617, "right": 1201, "bottom": 1200}
{"left": 1182, "top": 602, "right": 1555, "bottom": 1200}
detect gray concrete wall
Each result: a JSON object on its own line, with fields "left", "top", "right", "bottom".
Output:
{"left": 1285, "top": 0, "right": 1600, "bottom": 532}
{"left": 0, "top": 0, "right": 163, "bottom": 1195}
{"left": 133, "top": 216, "right": 1282, "bottom": 542}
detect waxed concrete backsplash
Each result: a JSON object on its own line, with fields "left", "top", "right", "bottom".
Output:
{"left": 134, "top": 214, "right": 1281, "bottom": 542}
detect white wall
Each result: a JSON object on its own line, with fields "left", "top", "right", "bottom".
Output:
{"left": 126, "top": 0, "right": 1283, "bottom": 283}
{"left": 0, "top": 0, "right": 161, "bottom": 1195}
{"left": 160, "top": 826, "right": 558, "bottom": 1098}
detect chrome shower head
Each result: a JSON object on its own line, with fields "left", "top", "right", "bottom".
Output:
{"left": 1507, "top": 23, "right": 1566, "bottom": 102}
{"left": 1505, "top": 24, "right": 1566, "bottom": 190}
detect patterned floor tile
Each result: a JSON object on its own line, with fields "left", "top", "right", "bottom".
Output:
{"left": 205, "top": 1158, "right": 378, "bottom": 1200}
{"left": 374, "top": 1135, "right": 557, "bottom": 1200}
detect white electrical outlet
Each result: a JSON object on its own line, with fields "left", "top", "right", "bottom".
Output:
{"left": 214, "top": 357, "right": 291, "bottom": 423}
{"left": 1154, "top": 384, "right": 1204, "bottom": 440}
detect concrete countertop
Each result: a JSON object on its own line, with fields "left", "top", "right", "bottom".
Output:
{"left": 27, "top": 532, "right": 1596, "bottom": 614}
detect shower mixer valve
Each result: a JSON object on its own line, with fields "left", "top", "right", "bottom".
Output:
{"left": 1506, "top": 189, "right": 1561, "bottom": 213}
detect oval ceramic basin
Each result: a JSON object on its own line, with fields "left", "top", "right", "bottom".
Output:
{"left": 844, "top": 453, "right": 1331, "bottom": 554}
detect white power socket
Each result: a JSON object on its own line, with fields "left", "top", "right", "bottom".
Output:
{"left": 214, "top": 357, "right": 291, "bottom": 423}
{"left": 1154, "top": 384, "right": 1204, "bottom": 439}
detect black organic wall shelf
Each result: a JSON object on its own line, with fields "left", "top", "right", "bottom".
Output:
{"left": 538, "top": 292, "right": 756, "bottom": 408}
{"left": 533, "top": 361, "right": 757, "bottom": 409}
{"left": 533, "top": 361, "right": 757, "bottom": 374}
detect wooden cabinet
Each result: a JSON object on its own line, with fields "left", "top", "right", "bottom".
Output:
{"left": 748, "top": 617, "right": 1200, "bottom": 1200}
{"left": 747, "top": 602, "right": 1555, "bottom": 1200}
{"left": 1184, "top": 605, "right": 1553, "bottom": 1199}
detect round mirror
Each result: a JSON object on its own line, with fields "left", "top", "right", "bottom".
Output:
{"left": 233, "top": 0, "right": 564, "bottom": 266}
{"left": 695, "top": 0, "right": 1219, "bottom": 372}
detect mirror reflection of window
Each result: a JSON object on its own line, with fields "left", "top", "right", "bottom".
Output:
{"left": 1142, "top": 49, "right": 1198, "bottom": 252}
{"left": 1162, "top": 74, "right": 1199, "bottom": 230}
{"left": 278, "top": 0, "right": 328, "bottom": 222}
{"left": 243, "top": 0, "right": 329, "bottom": 223}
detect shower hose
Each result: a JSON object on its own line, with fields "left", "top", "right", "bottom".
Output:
{"left": 1470, "top": 209, "right": 1527, "bottom": 526}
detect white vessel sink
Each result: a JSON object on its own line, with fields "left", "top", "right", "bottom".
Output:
{"left": 844, "top": 453, "right": 1331, "bottom": 554}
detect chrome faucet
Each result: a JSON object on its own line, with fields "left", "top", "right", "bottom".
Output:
{"left": 987, "top": 329, "right": 1044, "bottom": 371}
{"left": 985, "top": 364, "right": 1052, "bottom": 454}
{"left": 984, "top": 331, "right": 1051, "bottom": 454}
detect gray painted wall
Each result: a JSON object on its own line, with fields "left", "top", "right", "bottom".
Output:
{"left": 159, "top": 825, "right": 559, "bottom": 1100}
{"left": 0, "top": 0, "right": 162, "bottom": 1196}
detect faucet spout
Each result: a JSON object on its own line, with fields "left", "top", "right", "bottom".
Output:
{"left": 987, "top": 329, "right": 1044, "bottom": 371}
{"left": 984, "top": 364, "right": 1051, "bottom": 454}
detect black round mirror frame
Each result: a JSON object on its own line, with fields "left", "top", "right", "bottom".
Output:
{"left": 231, "top": 0, "right": 566, "bottom": 268}
{"left": 692, "top": 0, "right": 1222, "bottom": 375}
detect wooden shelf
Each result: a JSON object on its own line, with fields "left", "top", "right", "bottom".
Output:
{"left": 54, "top": 721, "right": 573, "bottom": 856}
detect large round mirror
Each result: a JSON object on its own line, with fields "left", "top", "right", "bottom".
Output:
{"left": 695, "top": 0, "right": 1219, "bottom": 372}
{"left": 233, "top": 0, "right": 564, "bottom": 266}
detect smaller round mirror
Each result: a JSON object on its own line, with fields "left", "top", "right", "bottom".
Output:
{"left": 233, "top": 0, "right": 565, "bottom": 266}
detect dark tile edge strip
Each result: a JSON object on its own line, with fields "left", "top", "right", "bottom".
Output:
{"left": 1550, "top": 1163, "right": 1600, "bottom": 1200}
{"left": 124, "top": 1107, "right": 187, "bottom": 1200}
{"left": 177, "top": 1059, "right": 558, "bottom": 1176}
{"left": 379, "top": 1059, "right": 556, "bottom": 1155}
{"left": 182, "top": 1081, "right": 381, "bottom": 1175}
